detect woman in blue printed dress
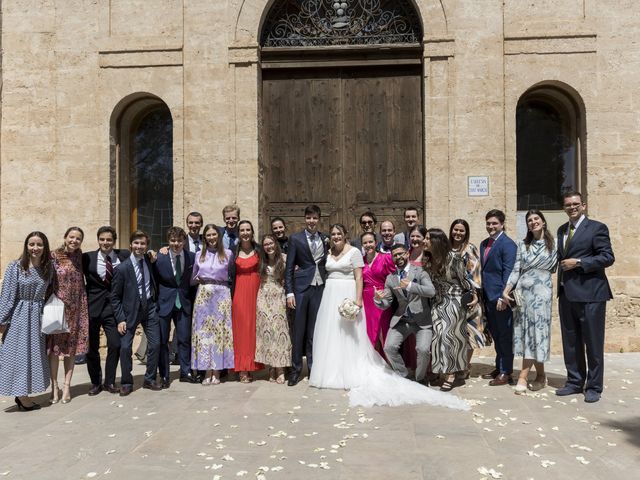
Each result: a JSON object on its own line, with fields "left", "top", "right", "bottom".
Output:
{"left": 0, "top": 232, "right": 53, "bottom": 411}
{"left": 500, "top": 209, "right": 557, "bottom": 394}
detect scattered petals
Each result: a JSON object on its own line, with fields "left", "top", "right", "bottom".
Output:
{"left": 477, "top": 466, "right": 502, "bottom": 479}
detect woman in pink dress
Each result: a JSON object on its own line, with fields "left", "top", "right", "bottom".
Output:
{"left": 360, "top": 232, "right": 396, "bottom": 355}
{"left": 47, "top": 227, "right": 89, "bottom": 404}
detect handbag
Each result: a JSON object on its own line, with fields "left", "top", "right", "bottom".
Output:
{"left": 510, "top": 289, "right": 524, "bottom": 309}
{"left": 461, "top": 289, "right": 475, "bottom": 309}
{"left": 41, "top": 294, "right": 69, "bottom": 334}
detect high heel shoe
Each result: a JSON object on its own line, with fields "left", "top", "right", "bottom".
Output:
{"left": 15, "top": 397, "right": 41, "bottom": 411}
{"left": 61, "top": 383, "right": 71, "bottom": 404}
{"left": 514, "top": 379, "right": 528, "bottom": 395}
{"left": 50, "top": 382, "right": 61, "bottom": 404}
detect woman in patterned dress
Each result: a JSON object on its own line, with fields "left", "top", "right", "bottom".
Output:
{"left": 255, "top": 234, "right": 291, "bottom": 384}
{"left": 499, "top": 209, "right": 557, "bottom": 394}
{"left": 191, "top": 224, "right": 234, "bottom": 385}
{"left": 47, "top": 227, "right": 89, "bottom": 404}
{"left": 230, "top": 220, "right": 262, "bottom": 383}
{"left": 0, "top": 232, "right": 52, "bottom": 411}
{"left": 425, "top": 228, "right": 477, "bottom": 391}
{"left": 449, "top": 219, "right": 489, "bottom": 378}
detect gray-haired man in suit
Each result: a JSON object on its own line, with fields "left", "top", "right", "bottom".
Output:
{"left": 374, "top": 243, "right": 435, "bottom": 383}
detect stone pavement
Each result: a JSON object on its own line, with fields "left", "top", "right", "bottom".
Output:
{"left": 1, "top": 354, "right": 639, "bottom": 480}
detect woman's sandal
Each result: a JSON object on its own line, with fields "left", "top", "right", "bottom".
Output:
{"left": 268, "top": 367, "right": 277, "bottom": 383}
{"left": 239, "top": 373, "right": 252, "bottom": 384}
{"left": 276, "top": 369, "right": 285, "bottom": 384}
{"left": 440, "top": 376, "right": 456, "bottom": 392}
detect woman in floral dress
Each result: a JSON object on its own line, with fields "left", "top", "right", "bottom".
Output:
{"left": 47, "top": 227, "right": 89, "bottom": 404}
{"left": 255, "top": 234, "right": 291, "bottom": 384}
{"left": 500, "top": 209, "right": 557, "bottom": 393}
{"left": 191, "top": 224, "right": 234, "bottom": 385}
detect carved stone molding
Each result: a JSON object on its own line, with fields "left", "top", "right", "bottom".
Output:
{"left": 504, "top": 33, "right": 597, "bottom": 55}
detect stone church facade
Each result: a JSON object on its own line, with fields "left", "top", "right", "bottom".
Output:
{"left": 0, "top": 0, "right": 638, "bottom": 350}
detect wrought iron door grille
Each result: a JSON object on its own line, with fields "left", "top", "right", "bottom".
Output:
{"left": 260, "top": 0, "right": 423, "bottom": 47}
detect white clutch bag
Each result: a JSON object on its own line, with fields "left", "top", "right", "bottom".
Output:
{"left": 41, "top": 294, "right": 69, "bottom": 334}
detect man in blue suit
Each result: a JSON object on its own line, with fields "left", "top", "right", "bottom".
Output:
{"left": 480, "top": 209, "right": 517, "bottom": 386}
{"left": 153, "top": 226, "right": 197, "bottom": 386}
{"left": 556, "top": 191, "right": 614, "bottom": 403}
{"left": 285, "top": 205, "right": 328, "bottom": 386}
{"left": 111, "top": 230, "right": 162, "bottom": 396}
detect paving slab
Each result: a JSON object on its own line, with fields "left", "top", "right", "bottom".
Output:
{"left": 2, "top": 353, "right": 639, "bottom": 479}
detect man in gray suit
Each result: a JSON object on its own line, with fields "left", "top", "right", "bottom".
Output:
{"left": 374, "top": 243, "right": 435, "bottom": 383}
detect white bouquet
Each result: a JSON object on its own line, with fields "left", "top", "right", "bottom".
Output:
{"left": 338, "top": 298, "right": 360, "bottom": 321}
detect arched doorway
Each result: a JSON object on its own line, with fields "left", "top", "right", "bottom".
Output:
{"left": 515, "top": 83, "right": 586, "bottom": 238}
{"left": 111, "top": 94, "right": 174, "bottom": 249}
{"left": 259, "top": 0, "right": 424, "bottom": 236}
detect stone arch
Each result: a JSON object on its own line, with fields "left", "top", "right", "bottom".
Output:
{"left": 232, "top": 0, "right": 449, "bottom": 45}
{"left": 516, "top": 81, "right": 587, "bottom": 209}
{"left": 109, "top": 92, "right": 174, "bottom": 247}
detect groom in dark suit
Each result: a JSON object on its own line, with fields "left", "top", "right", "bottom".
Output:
{"left": 111, "top": 230, "right": 162, "bottom": 395}
{"left": 285, "top": 205, "right": 328, "bottom": 386}
{"left": 556, "top": 191, "right": 614, "bottom": 403}
{"left": 82, "top": 226, "right": 130, "bottom": 395}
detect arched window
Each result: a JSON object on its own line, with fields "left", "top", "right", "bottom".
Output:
{"left": 260, "top": 0, "right": 423, "bottom": 47}
{"left": 516, "top": 86, "right": 584, "bottom": 210}
{"left": 111, "top": 95, "right": 173, "bottom": 249}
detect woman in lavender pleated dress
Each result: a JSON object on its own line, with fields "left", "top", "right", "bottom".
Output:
{"left": 191, "top": 224, "right": 234, "bottom": 385}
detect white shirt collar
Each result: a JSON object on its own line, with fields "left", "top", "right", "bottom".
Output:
{"left": 571, "top": 215, "right": 586, "bottom": 229}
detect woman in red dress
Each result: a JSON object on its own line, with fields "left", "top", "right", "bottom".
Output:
{"left": 231, "top": 220, "right": 262, "bottom": 383}
{"left": 360, "top": 232, "right": 396, "bottom": 355}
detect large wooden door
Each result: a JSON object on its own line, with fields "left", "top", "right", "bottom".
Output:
{"left": 260, "top": 65, "right": 423, "bottom": 237}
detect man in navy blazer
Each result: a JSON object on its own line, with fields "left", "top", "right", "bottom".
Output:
{"left": 556, "top": 191, "right": 614, "bottom": 403}
{"left": 153, "top": 226, "right": 197, "bottom": 385}
{"left": 82, "top": 226, "right": 130, "bottom": 395}
{"left": 480, "top": 209, "right": 518, "bottom": 386}
{"left": 111, "top": 230, "right": 162, "bottom": 395}
{"left": 285, "top": 205, "right": 328, "bottom": 386}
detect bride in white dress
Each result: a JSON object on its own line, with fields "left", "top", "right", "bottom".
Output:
{"left": 309, "top": 224, "right": 469, "bottom": 410}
